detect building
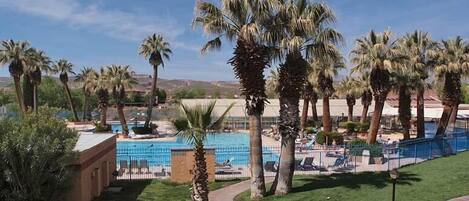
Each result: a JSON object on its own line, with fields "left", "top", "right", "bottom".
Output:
{"left": 66, "top": 134, "right": 116, "bottom": 201}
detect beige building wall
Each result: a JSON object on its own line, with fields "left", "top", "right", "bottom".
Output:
{"left": 66, "top": 135, "right": 117, "bottom": 201}
{"left": 171, "top": 148, "right": 215, "bottom": 183}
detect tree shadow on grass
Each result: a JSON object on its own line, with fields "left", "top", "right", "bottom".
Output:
{"left": 94, "top": 179, "right": 153, "bottom": 201}
{"left": 292, "top": 171, "right": 422, "bottom": 193}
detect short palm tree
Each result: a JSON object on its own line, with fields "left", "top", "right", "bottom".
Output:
{"left": 52, "top": 59, "right": 78, "bottom": 121}
{"left": 0, "top": 40, "right": 33, "bottom": 114}
{"left": 355, "top": 72, "right": 373, "bottom": 123}
{"left": 434, "top": 36, "right": 469, "bottom": 136}
{"left": 139, "top": 34, "right": 172, "bottom": 129}
{"left": 336, "top": 76, "right": 360, "bottom": 122}
{"left": 172, "top": 101, "right": 234, "bottom": 201}
{"left": 106, "top": 65, "right": 137, "bottom": 135}
{"left": 95, "top": 68, "right": 111, "bottom": 128}
{"left": 75, "top": 67, "right": 98, "bottom": 121}
{"left": 25, "top": 49, "right": 51, "bottom": 114}
{"left": 193, "top": 0, "right": 273, "bottom": 197}
{"left": 398, "top": 31, "right": 437, "bottom": 138}
{"left": 267, "top": 0, "right": 343, "bottom": 195}
{"left": 351, "top": 30, "right": 401, "bottom": 144}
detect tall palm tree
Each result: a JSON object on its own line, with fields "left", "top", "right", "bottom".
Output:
{"left": 336, "top": 76, "right": 359, "bottom": 122}
{"left": 172, "top": 101, "right": 234, "bottom": 201}
{"left": 434, "top": 36, "right": 469, "bottom": 136}
{"left": 75, "top": 67, "right": 98, "bottom": 121}
{"left": 351, "top": 30, "right": 401, "bottom": 144}
{"left": 106, "top": 65, "right": 137, "bottom": 135}
{"left": 266, "top": 69, "right": 279, "bottom": 98}
{"left": 0, "top": 40, "right": 33, "bottom": 114}
{"left": 52, "top": 59, "right": 78, "bottom": 121}
{"left": 95, "top": 68, "right": 111, "bottom": 128}
{"left": 301, "top": 67, "right": 320, "bottom": 132}
{"left": 193, "top": 0, "right": 273, "bottom": 197}
{"left": 398, "top": 31, "right": 437, "bottom": 138}
{"left": 25, "top": 49, "right": 51, "bottom": 114}
{"left": 312, "top": 47, "right": 345, "bottom": 132}
{"left": 268, "top": 0, "right": 343, "bottom": 195}
{"left": 355, "top": 72, "right": 372, "bottom": 123}
{"left": 139, "top": 34, "right": 172, "bottom": 129}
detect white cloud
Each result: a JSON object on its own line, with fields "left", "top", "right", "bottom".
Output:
{"left": 0, "top": 0, "right": 188, "bottom": 46}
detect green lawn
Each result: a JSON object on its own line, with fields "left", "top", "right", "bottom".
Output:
{"left": 94, "top": 178, "right": 246, "bottom": 201}
{"left": 236, "top": 151, "right": 469, "bottom": 201}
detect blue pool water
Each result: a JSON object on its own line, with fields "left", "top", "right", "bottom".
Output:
{"left": 117, "top": 133, "right": 279, "bottom": 166}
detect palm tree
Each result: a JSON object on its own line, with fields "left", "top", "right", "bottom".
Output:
{"left": 434, "top": 36, "right": 469, "bottom": 136}
{"left": 75, "top": 67, "right": 98, "bottom": 121}
{"left": 139, "top": 34, "right": 172, "bottom": 129}
{"left": 172, "top": 101, "right": 234, "bottom": 201}
{"left": 336, "top": 76, "right": 359, "bottom": 122}
{"left": 52, "top": 59, "right": 78, "bottom": 121}
{"left": 355, "top": 72, "right": 372, "bottom": 123}
{"left": 350, "top": 30, "right": 401, "bottom": 144}
{"left": 193, "top": 0, "right": 273, "bottom": 197}
{"left": 25, "top": 49, "right": 51, "bottom": 114}
{"left": 106, "top": 65, "right": 137, "bottom": 135}
{"left": 0, "top": 40, "right": 33, "bottom": 114}
{"left": 311, "top": 47, "right": 345, "bottom": 132}
{"left": 266, "top": 70, "right": 279, "bottom": 98}
{"left": 268, "top": 0, "right": 343, "bottom": 195}
{"left": 95, "top": 68, "right": 111, "bottom": 128}
{"left": 398, "top": 31, "right": 437, "bottom": 138}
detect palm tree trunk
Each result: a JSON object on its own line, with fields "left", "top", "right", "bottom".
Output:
{"left": 436, "top": 104, "right": 453, "bottom": 136}
{"left": 416, "top": 88, "right": 425, "bottom": 138}
{"left": 22, "top": 74, "right": 34, "bottom": 111}
{"left": 300, "top": 98, "right": 310, "bottom": 137}
{"left": 63, "top": 82, "right": 78, "bottom": 121}
{"left": 99, "top": 103, "right": 108, "bottom": 127}
{"left": 192, "top": 143, "right": 209, "bottom": 201}
{"left": 13, "top": 75, "right": 26, "bottom": 114}
{"left": 448, "top": 102, "right": 459, "bottom": 128}
{"left": 398, "top": 86, "right": 411, "bottom": 140}
{"left": 311, "top": 98, "right": 318, "bottom": 122}
{"left": 117, "top": 104, "right": 128, "bottom": 135}
{"left": 361, "top": 104, "right": 369, "bottom": 123}
{"left": 367, "top": 96, "right": 386, "bottom": 144}
{"left": 144, "top": 66, "right": 158, "bottom": 128}
{"left": 33, "top": 84, "right": 38, "bottom": 114}
{"left": 249, "top": 113, "right": 265, "bottom": 198}
{"left": 436, "top": 72, "right": 461, "bottom": 136}
{"left": 82, "top": 90, "right": 88, "bottom": 121}
{"left": 323, "top": 96, "right": 332, "bottom": 132}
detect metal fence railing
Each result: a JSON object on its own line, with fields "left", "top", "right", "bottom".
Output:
{"left": 115, "top": 132, "right": 469, "bottom": 180}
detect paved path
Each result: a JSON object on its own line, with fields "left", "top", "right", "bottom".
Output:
{"left": 449, "top": 196, "right": 469, "bottom": 201}
{"left": 209, "top": 177, "right": 275, "bottom": 201}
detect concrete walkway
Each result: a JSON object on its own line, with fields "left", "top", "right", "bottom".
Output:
{"left": 449, "top": 196, "right": 469, "bottom": 201}
{"left": 209, "top": 177, "right": 275, "bottom": 201}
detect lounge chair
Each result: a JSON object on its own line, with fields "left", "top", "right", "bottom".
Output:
{"left": 118, "top": 160, "right": 128, "bottom": 176}
{"left": 299, "top": 157, "right": 319, "bottom": 170}
{"left": 329, "top": 155, "right": 348, "bottom": 169}
{"left": 294, "top": 159, "right": 303, "bottom": 170}
{"left": 216, "top": 157, "right": 235, "bottom": 169}
{"left": 130, "top": 160, "right": 140, "bottom": 174}
{"left": 139, "top": 160, "right": 150, "bottom": 174}
{"left": 264, "top": 161, "right": 277, "bottom": 172}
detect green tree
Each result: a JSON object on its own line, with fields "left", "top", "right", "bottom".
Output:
{"left": 0, "top": 107, "right": 78, "bottom": 201}
{"left": 139, "top": 34, "right": 172, "bottom": 129}
{"left": 52, "top": 59, "right": 78, "bottom": 121}
{"left": 193, "top": 1, "right": 273, "bottom": 197}
{"left": 94, "top": 68, "right": 111, "bottom": 128}
{"left": 351, "top": 30, "right": 401, "bottom": 144}
{"left": 75, "top": 67, "right": 98, "bottom": 121}
{"left": 172, "top": 101, "right": 233, "bottom": 201}
{"left": 106, "top": 65, "right": 137, "bottom": 135}
{"left": 336, "top": 76, "right": 360, "bottom": 122}
{"left": 434, "top": 36, "right": 469, "bottom": 136}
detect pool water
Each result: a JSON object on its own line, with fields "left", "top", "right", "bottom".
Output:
{"left": 117, "top": 133, "right": 279, "bottom": 166}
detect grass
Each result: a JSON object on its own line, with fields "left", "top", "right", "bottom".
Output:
{"left": 94, "top": 178, "right": 246, "bottom": 201}
{"left": 235, "top": 151, "right": 469, "bottom": 201}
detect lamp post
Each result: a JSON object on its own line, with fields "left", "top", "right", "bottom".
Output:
{"left": 390, "top": 169, "right": 399, "bottom": 201}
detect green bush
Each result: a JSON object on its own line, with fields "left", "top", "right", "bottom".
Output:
{"left": 315, "top": 131, "right": 344, "bottom": 145}
{"left": 358, "top": 122, "right": 370, "bottom": 132}
{"left": 95, "top": 123, "right": 112, "bottom": 133}
{"left": 132, "top": 126, "right": 153, "bottom": 134}
{"left": 339, "top": 121, "right": 370, "bottom": 133}
{"left": 0, "top": 107, "right": 78, "bottom": 201}
{"left": 348, "top": 140, "right": 382, "bottom": 157}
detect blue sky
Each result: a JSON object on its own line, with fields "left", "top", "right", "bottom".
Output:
{"left": 0, "top": 0, "right": 468, "bottom": 81}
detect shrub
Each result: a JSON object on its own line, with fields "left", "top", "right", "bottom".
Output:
{"left": 315, "top": 131, "right": 344, "bottom": 145}
{"left": 339, "top": 121, "right": 370, "bottom": 133}
{"left": 132, "top": 126, "right": 153, "bottom": 134}
{"left": 95, "top": 123, "right": 112, "bottom": 133}
{"left": 304, "top": 127, "right": 316, "bottom": 134}
{"left": 348, "top": 140, "right": 383, "bottom": 157}
{"left": 358, "top": 122, "right": 370, "bottom": 132}
{"left": 0, "top": 107, "right": 78, "bottom": 201}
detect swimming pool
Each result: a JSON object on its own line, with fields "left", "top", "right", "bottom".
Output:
{"left": 117, "top": 133, "right": 279, "bottom": 166}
